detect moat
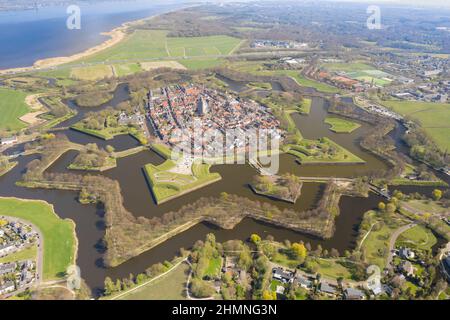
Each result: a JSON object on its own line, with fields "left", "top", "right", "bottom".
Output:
{"left": 0, "top": 84, "right": 448, "bottom": 295}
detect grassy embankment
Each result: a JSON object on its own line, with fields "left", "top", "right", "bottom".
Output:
{"left": 0, "top": 88, "right": 29, "bottom": 131}
{"left": 70, "top": 124, "right": 147, "bottom": 145}
{"left": 324, "top": 117, "right": 361, "bottom": 133}
{"left": 284, "top": 137, "right": 365, "bottom": 164}
{"left": 0, "top": 198, "right": 77, "bottom": 280}
{"left": 144, "top": 144, "right": 221, "bottom": 204}
{"left": 382, "top": 100, "right": 450, "bottom": 152}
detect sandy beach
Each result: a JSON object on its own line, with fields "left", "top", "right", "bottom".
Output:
{"left": 0, "top": 13, "right": 157, "bottom": 76}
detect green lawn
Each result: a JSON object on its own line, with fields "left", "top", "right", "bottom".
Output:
{"left": 382, "top": 100, "right": 450, "bottom": 151}
{"left": 271, "top": 70, "right": 340, "bottom": 94}
{"left": 144, "top": 152, "right": 221, "bottom": 204}
{"left": 178, "top": 58, "right": 224, "bottom": 70}
{"left": 403, "top": 200, "right": 449, "bottom": 215}
{"left": 0, "top": 198, "right": 76, "bottom": 280}
{"left": 204, "top": 257, "right": 222, "bottom": 278}
{"left": 117, "top": 262, "right": 189, "bottom": 300}
{"left": 359, "top": 211, "right": 407, "bottom": 269}
{"left": 324, "top": 117, "right": 361, "bottom": 133}
{"left": 396, "top": 225, "right": 437, "bottom": 251}
{"left": 0, "top": 88, "right": 29, "bottom": 131}
{"left": 286, "top": 137, "right": 365, "bottom": 164}
{"left": 0, "top": 245, "right": 37, "bottom": 264}
{"left": 81, "top": 30, "right": 241, "bottom": 63}
{"left": 306, "top": 258, "right": 353, "bottom": 280}
{"left": 298, "top": 98, "right": 312, "bottom": 114}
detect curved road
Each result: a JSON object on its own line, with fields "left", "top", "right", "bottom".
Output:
{"left": 386, "top": 223, "right": 416, "bottom": 270}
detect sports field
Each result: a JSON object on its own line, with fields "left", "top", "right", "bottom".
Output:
{"left": 0, "top": 88, "right": 29, "bottom": 131}
{"left": 382, "top": 100, "right": 450, "bottom": 151}
{"left": 81, "top": 30, "right": 242, "bottom": 63}
{"left": 323, "top": 63, "right": 393, "bottom": 87}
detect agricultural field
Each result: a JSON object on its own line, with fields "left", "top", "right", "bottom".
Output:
{"left": 70, "top": 65, "right": 114, "bottom": 81}
{"left": 382, "top": 100, "right": 450, "bottom": 151}
{"left": 324, "top": 117, "right": 361, "bottom": 133}
{"left": 117, "top": 262, "right": 189, "bottom": 300}
{"left": 80, "top": 30, "right": 242, "bottom": 63}
{"left": 113, "top": 63, "right": 142, "bottom": 76}
{"left": 140, "top": 61, "right": 187, "bottom": 71}
{"left": 0, "top": 88, "right": 29, "bottom": 131}
{"left": 0, "top": 198, "right": 76, "bottom": 280}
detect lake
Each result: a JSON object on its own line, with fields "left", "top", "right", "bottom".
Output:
{"left": 0, "top": 0, "right": 183, "bottom": 69}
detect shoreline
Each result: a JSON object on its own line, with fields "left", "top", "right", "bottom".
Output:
{"left": 0, "top": 8, "right": 176, "bottom": 76}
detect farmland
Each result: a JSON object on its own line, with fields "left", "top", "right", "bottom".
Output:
{"left": 70, "top": 65, "right": 115, "bottom": 81}
{"left": 80, "top": 30, "right": 242, "bottom": 63}
{"left": 382, "top": 100, "right": 450, "bottom": 151}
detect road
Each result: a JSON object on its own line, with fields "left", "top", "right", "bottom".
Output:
{"left": 0, "top": 216, "right": 44, "bottom": 298}
{"left": 386, "top": 223, "right": 416, "bottom": 270}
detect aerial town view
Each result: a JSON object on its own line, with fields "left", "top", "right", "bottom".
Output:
{"left": 0, "top": 0, "right": 449, "bottom": 307}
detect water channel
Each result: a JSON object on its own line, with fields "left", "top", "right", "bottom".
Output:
{"left": 0, "top": 83, "right": 448, "bottom": 295}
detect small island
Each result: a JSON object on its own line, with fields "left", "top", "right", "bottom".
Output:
{"left": 250, "top": 173, "right": 303, "bottom": 203}
{"left": 68, "top": 143, "right": 117, "bottom": 172}
{"left": 285, "top": 137, "right": 365, "bottom": 164}
{"left": 324, "top": 117, "right": 361, "bottom": 133}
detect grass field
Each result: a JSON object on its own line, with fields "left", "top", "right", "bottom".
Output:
{"left": 298, "top": 98, "right": 312, "bottom": 114}
{"left": 113, "top": 63, "right": 142, "bottom": 76}
{"left": 403, "top": 200, "right": 449, "bottom": 216}
{"left": 70, "top": 65, "right": 114, "bottom": 80}
{"left": 0, "top": 88, "right": 29, "bottom": 131}
{"left": 382, "top": 100, "right": 450, "bottom": 151}
{"left": 359, "top": 211, "right": 407, "bottom": 269}
{"left": 81, "top": 30, "right": 241, "bottom": 63}
{"left": 140, "top": 61, "right": 187, "bottom": 71}
{"left": 227, "top": 60, "right": 340, "bottom": 93}
{"left": 117, "top": 262, "right": 189, "bottom": 300}
{"left": 0, "top": 245, "right": 37, "bottom": 264}
{"left": 144, "top": 158, "right": 221, "bottom": 204}
{"left": 324, "top": 117, "right": 361, "bottom": 133}
{"left": 178, "top": 58, "right": 224, "bottom": 70}
{"left": 323, "top": 63, "right": 393, "bottom": 87}
{"left": 204, "top": 257, "right": 222, "bottom": 278}
{"left": 286, "top": 137, "right": 365, "bottom": 164}
{"left": 396, "top": 225, "right": 437, "bottom": 251}
{"left": 0, "top": 198, "right": 76, "bottom": 280}
{"left": 271, "top": 70, "right": 340, "bottom": 94}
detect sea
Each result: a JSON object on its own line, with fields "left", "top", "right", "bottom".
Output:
{"left": 0, "top": 0, "right": 184, "bottom": 69}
